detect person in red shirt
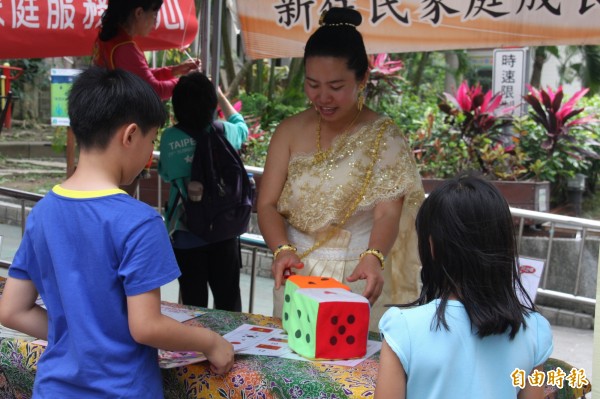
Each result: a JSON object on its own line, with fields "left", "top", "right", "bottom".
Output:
{"left": 93, "top": 0, "right": 199, "bottom": 100}
{"left": 94, "top": 0, "right": 200, "bottom": 182}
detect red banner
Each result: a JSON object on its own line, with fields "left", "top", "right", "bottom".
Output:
{"left": 0, "top": 0, "right": 198, "bottom": 59}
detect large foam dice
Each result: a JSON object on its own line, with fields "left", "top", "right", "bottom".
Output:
{"left": 282, "top": 276, "right": 370, "bottom": 360}
{"left": 282, "top": 275, "right": 350, "bottom": 333}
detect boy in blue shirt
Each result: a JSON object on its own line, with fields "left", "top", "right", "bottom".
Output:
{"left": 0, "top": 67, "right": 234, "bottom": 398}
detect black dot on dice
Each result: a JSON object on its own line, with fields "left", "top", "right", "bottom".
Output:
{"left": 308, "top": 281, "right": 316, "bottom": 285}
{"left": 330, "top": 336, "right": 337, "bottom": 345}
{"left": 331, "top": 316, "right": 338, "bottom": 325}
{"left": 347, "top": 314, "right": 355, "bottom": 324}
{"left": 321, "top": 277, "right": 330, "bottom": 281}
{"left": 306, "top": 334, "right": 311, "bottom": 343}
{"left": 338, "top": 325, "right": 346, "bottom": 335}
{"left": 297, "top": 309, "right": 302, "bottom": 318}
{"left": 346, "top": 335, "right": 355, "bottom": 345}
{"left": 285, "top": 294, "right": 290, "bottom": 302}
{"left": 307, "top": 315, "right": 310, "bottom": 323}
{"left": 284, "top": 312, "right": 289, "bottom": 321}
{"left": 295, "top": 329, "right": 302, "bottom": 338}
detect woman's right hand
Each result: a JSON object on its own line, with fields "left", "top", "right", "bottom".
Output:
{"left": 272, "top": 250, "right": 304, "bottom": 290}
{"left": 173, "top": 58, "right": 201, "bottom": 75}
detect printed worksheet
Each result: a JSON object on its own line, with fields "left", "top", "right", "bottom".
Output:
{"left": 160, "top": 302, "right": 205, "bottom": 322}
{"left": 223, "top": 324, "right": 380, "bottom": 366}
{"left": 223, "top": 324, "right": 286, "bottom": 353}
{"left": 160, "top": 324, "right": 287, "bottom": 369}
{"left": 224, "top": 325, "right": 292, "bottom": 357}
{"left": 281, "top": 339, "right": 382, "bottom": 367}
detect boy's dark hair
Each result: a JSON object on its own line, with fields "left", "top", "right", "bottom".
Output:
{"left": 172, "top": 71, "right": 217, "bottom": 132}
{"left": 304, "top": 7, "right": 369, "bottom": 80}
{"left": 99, "top": 0, "right": 163, "bottom": 41}
{"left": 68, "top": 67, "right": 167, "bottom": 150}
{"left": 414, "top": 174, "right": 534, "bottom": 339}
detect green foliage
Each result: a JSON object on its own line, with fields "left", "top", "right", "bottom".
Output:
{"left": 238, "top": 64, "right": 600, "bottom": 196}
{"left": 376, "top": 80, "right": 439, "bottom": 136}
{"left": 516, "top": 88, "right": 600, "bottom": 184}
{"left": 51, "top": 126, "right": 68, "bottom": 153}
{"left": 556, "top": 46, "right": 600, "bottom": 94}
{"left": 152, "top": 49, "right": 186, "bottom": 68}
{"left": 241, "top": 132, "right": 271, "bottom": 167}
{"left": 2, "top": 59, "right": 49, "bottom": 104}
{"left": 400, "top": 52, "right": 446, "bottom": 92}
{"left": 241, "top": 92, "right": 306, "bottom": 128}
{"left": 2, "top": 59, "right": 47, "bottom": 85}
{"left": 238, "top": 92, "right": 306, "bottom": 167}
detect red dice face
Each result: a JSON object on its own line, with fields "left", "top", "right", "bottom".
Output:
{"left": 282, "top": 276, "right": 349, "bottom": 334}
{"left": 315, "top": 297, "right": 369, "bottom": 359}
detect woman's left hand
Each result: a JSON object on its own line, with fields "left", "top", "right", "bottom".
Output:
{"left": 347, "top": 197, "right": 403, "bottom": 305}
{"left": 346, "top": 255, "right": 384, "bottom": 305}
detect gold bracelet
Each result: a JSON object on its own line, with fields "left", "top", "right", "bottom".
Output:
{"left": 273, "top": 244, "right": 297, "bottom": 259}
{"left": 360, "top": 248, "right": 385, "bottom": 270}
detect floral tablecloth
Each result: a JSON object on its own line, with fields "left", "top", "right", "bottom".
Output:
{"left": 0, "top": 278, "right": 592, "bottom": 399}
{"left": 163, "top": 309, "right": 382, "bottom": 399}
{"left": 0, "top": 307, "right": 380, "bottom": 399}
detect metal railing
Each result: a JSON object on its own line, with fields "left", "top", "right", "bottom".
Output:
{"left": 1, "top": 169, "right": 598, "bottom": 308}
{"left": 511, "top": 207, "right": 599, "bottom": 307}
{"left": 0, "top": 187, "right": 42, "bottom": 270}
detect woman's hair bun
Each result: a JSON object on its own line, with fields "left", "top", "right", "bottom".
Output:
{"left": 320, "top": 7, "right": 362, "bottom": 27}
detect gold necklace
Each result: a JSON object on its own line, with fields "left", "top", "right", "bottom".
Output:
{"left": 298, "top": 119, "right": 392, "bottom": 259}
{"left": 314, "top": 109, "right": 362, "bottom": 164}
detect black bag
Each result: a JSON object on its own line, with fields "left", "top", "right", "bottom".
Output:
{"left": 175, "top": 121, "right": 252, "bottom": 243}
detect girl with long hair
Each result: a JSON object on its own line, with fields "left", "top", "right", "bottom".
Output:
{"left": 375, "top": 175, "right": 553, "bottom": 399}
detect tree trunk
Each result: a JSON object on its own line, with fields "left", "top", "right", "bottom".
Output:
{"left": 255, "top": 59, "right": 264, "bottom": 94}
{"left": 283, "top": 58, "right": 305, "bottom": 103}
{"left": 228, "top": 60, "right": 253, "bottom": 98}
{"left": 221, "top": 7, "right": 235, "bottom": 86}
{"left": 444, "top": 51, "right": 459, "bottom": 93}
{"left": 412, "top": 52, "right": 430, "bottom": 90}
{"left": 267, "top": 59, "right": 276, "bottom": 101}
{"left": 530, "top": 47, "right": 546, "bottom": 88}
{"left": 14, "top": 81, "right": 39, "bottom": 121}
{"left": 245, "top": 60, "right": 254, "bottom": 93}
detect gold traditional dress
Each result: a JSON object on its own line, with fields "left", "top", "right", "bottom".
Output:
{"left": 275, "top": 116, "right": 425, "bottom": 331}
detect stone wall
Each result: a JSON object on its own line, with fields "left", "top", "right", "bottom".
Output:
{"left": 520, "top": 236, "right": 598, "bottom": 315}
{"left": 0, "top": 200, "right": 31, "bottom": 227}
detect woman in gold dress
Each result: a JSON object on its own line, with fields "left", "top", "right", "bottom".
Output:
{"left": 257, "top": 7, "right": 424, "bottom": 331}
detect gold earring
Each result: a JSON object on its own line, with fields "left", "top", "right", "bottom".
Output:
{"left": 357, "top": 85, "right": 365, "bottom": 111}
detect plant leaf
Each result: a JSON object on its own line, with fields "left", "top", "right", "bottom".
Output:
{"left": 523, "top": 95, "right": 547, "bottom": 120}
{"left": 562, "top": 87, "right": 590, "bottom": 112}
{"left": 541, "top": 89, "right": 552, "bottom": 110}
{"left": 551, "top": 89, "right": 564, "bottom": 112}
